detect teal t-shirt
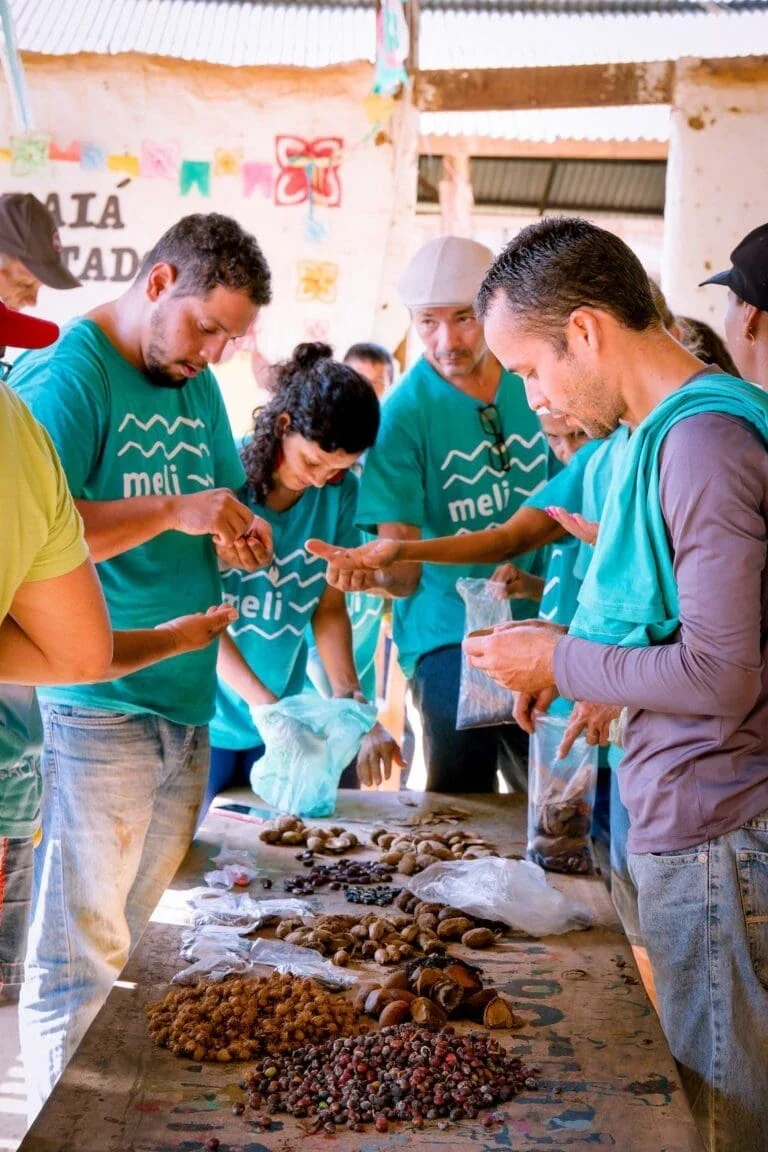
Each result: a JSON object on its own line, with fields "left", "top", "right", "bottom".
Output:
{"left": 573, "top": 428, "right": 630, "bottom": 583}
{"left": 524, "top": 439, "right": 604, "bottom": 626}
{"left": 11, "top": 319, "right": 245, "bottom": 727}
{"left": 211, "top": 471, "right": 362, "bottom": 750}
{"left": 356, "top": 357, "right": 550, "bottom": 677}
{"left": 0, "top": 688, "right": 43, "bottom": 839}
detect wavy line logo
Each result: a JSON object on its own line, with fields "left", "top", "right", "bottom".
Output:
{"left": 231, "top": 621, "right": 306, "bottom": 640}
{"left": 118, "top": 413, "right": 205, "bottom": 435}
{"left": 441, "top": 431, "right": 545, "bottom": 472}
{"left": 188, "top": 473, "right": 215, "bottom": 488}
{"left": 117, "top": 440, "right": 211, "bottom": 460}
{"left": 442, "top": 452, "right": 548, "bottom": 491}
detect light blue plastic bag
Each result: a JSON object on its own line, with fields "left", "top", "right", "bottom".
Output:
{"left": 249, "top": 694, "right": 377, "bottom": 817}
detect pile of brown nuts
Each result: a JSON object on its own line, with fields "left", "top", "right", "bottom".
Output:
{"left": 146, "top": 973, "right": 366, "bottom": 1062}
{"left": 354, "top": 962, "right": 523, "bottom": 1031}
{"left": 372, "top": 827, "right": 498, "bottom": 875}
{"left": 237, "top": 1024, "right": 536, "bottom": 1130}
{"left": 259, "top": 815, "right": 359, "bottom": 854}
{"left": 275, "top": 911, "right": 440, "bottom": 967}
{"left": 393, "top": 889, "right": 499, "bottom": 948}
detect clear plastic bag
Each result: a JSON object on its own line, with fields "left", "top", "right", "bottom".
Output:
{"left": 527, "top": 712, "right": 599, "bottom": 875}
{"left": 406, "top": 857, "right": 592, "bottom": 936}
{"left": 172, "top": 934, "right": 357, "bottom": 988}
{"left": 247, "top": 938, "right": 357, "bottom": 988}
{"left": 456, "top": 579, "right": 517, "bottom": 729}
{"left": 250, "top": 694, "right": 377, "bottom": 817}
{"left": 187, "top": 892, "right": 316, "bottom": 933}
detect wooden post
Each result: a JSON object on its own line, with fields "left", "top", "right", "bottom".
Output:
{"left": 438, "top": 144, "right": 474, "bottom": 237}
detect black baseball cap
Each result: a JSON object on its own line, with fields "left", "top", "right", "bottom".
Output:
{"left": 700, "top": 223, "right": 768, "bottom": 313}
{"left": 0, "top": 193, "right": 80, "bottom": 290}
{"left": 0, "top": 301, "right": 59, "bottom": 350}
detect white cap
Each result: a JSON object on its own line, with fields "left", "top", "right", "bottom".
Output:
{"left": 396, "top": 236, "right": 495, "bottom": 309}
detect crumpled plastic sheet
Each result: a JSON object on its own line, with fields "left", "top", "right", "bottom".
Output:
{"left": 406, "top": 857, "right": 593, "bottom": 936}
{"left": 186, "top": 891, "right": 317, "bottom": 934}
{"left": 172, "top": 933, "right": 358, "bottom": 989}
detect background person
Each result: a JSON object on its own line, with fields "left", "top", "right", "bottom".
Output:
{"left": 9, "top": 213, "right": 273, "bottom": 1117}
{"left": 343, "top": 341, "right": 395, "bottom": 401}
{"left": 315, "top": 236, "right": 552, "bottom": 794}
{"left": 701, "top": 222, "right": 768, "bottom": 387}
{"left": 0, "top": 193, "right": 79, "bottom": 312}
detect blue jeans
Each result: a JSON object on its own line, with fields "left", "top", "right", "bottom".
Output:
{"left": 0, "top": 835, "right": 33, "bottom": 999}
{"left": 629, "top": 808, "right": 768, "bottom": 1152}
{"left": 20, "top": 705, "right": 208, "bottom": 1120}
{"left": 411, "top": 645, "right": 527, "bottom": 793}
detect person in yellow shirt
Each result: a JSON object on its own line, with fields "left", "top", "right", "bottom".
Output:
{"left": 0, "top": 302, "right": 235, "bottom": 1006}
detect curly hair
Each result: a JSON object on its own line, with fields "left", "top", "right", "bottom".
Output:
{"left": 242, "top": 342, "right": 380, "bottom": 505}
{"left": 137, "top": 213, "right": 272, "bottom": 306}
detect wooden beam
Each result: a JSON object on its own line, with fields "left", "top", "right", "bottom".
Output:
{"left": 414, "top": 60, "right": 674, "bottom": 112}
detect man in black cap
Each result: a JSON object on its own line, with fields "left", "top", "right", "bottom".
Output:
{"left": 0, "top": 192, "right": 80, "bottom": 311}
{"left": 701, "top": 222, "right": 768, "bottom": 389}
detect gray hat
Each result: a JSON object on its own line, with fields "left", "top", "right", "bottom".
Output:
{"left": 397, "top": 236, "right": 494, "bottom": 309}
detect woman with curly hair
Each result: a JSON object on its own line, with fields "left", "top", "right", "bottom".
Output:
{"left": 204, "top": 342, "right": 399, "bottom": 811}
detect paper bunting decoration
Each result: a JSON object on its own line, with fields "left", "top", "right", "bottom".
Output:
{"left": 107, "top": 153, "right": 140, "bottom": 178}
{"left": 363, "top": 92, "right": 397, "bottom": 127}
{"left": 296, "top": 260, "right": 339, "bottom": 304}
{"left": 49, "top": 140, "right": 81, "bottom": 162}
{"left": 141, "top": 140, "right": 179, "bottom": 179}
{"left": 274, "top": 136, "right": 343, "bottom": 209}
{"left": 11, "top": 134, "right": 51, "bottom": 177}
{"left": 214, "top": 148, "right": 243, "bottom": 177}
{"left": 80, "top": 143, "right": 107, "bottom": 172}
{"left": 179, "top": 160, "right": 211, "bottom": 197}
{"left": 243, "top": 161, "right": 274, "bottom": 199}
{"left": 375, "top": 0, "right": 409, "bottom": 94}
{"left": 0, "top": 149, "right": 11, "bottom": 163}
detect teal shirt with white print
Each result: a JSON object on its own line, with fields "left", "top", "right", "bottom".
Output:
{"left": 10, "top": 318, "right": 245, "bottom": 727}
{"left": 211, "top": 470, "right": 362, "bottom": 750}
{"left": 357, "top": 356, "right": 550, "bottom": 677}
{"left": 524, "top": 439, "right": 603, "bottom": 626}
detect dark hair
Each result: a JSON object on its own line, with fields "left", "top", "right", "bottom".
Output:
{"left": 676, "top": 316, "right": 741, "bottom": 376}
{"left": 138, "top": 213, "right": 272, "bottom": 306}
{"left": 477, "top": 216, "right": 660, "bottom": 348}
{"left": 242, "top": 342, "right": 380, "bottom": 504}
{"left": 344, "top": 342, "right": 394, "bottom": 378}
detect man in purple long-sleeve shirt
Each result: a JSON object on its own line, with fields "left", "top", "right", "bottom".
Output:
{"left": 464, "top": 216, "right": 768, "bottom": 1152}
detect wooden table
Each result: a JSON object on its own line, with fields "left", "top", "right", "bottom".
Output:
{"left": 19, "top": 791, "right": 703, "bottom": 1152}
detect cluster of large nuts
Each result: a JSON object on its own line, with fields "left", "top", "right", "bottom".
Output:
{"left": 259, "top": 815, "right": 359, "bottom": 854}
{"left": 275, "top": 911, "right": 439, "bottom": 967}
{"left": 146, "top": 973, "right": 365, "bottom": 1062}
{"left": 372, "top": 826, "right": 498, "bottom": 875}
{"left": 393, "top": 890, "right": 500, "bottom": 949}
{"left": 237, "top": 1025, "right": 536, "bottom": 1131}
{"left": 355, "top": 962, "right": 522, "bottom": 1032}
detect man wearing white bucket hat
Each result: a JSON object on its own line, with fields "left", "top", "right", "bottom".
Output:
{"left": 313, "top": 236, "right": 552, "bottom": 792}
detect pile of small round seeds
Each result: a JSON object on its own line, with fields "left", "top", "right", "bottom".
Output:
{"left": 146, "top": 974, "right": 366, "bottom": 1062}
{"left": 344, "top": 884, "right": 397, "bottom": 906}
{"left": 283, "top": 857, "right": 394, "bottom": 895}
{"left": 238, "top": 1024, "right": 535, "bottom": 1131}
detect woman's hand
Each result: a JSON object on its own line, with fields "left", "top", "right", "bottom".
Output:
{"left": 356, "top": 722, "right": 404, "bottom": 787}
{"left": 546, "top": 507, "right": 599, "bottom": 546}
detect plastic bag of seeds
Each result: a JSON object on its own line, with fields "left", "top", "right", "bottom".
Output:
{"left": 248, "top": 938, "right": 357, "bottom": 989}
{"left": 456, "top": 579, "right": 518, "bottom": 729}
{"left": 527, "top": 712, "right": 599, "bottom": 875}
{"left": 407, "top": 856, "right": 592, "bottom": 936}
{"left": 250, "top": 694, "right": 377, "bottom": 816}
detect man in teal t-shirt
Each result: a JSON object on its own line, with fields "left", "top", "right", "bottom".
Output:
{"left": 348, "top": 237, "right": 550, "bottom": 792}
{"left": 10, "top": 214, "right": 274, "bottom": 1118}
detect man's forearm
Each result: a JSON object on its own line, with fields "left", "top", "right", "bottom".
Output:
{"left": 312, "top": 605, "right": 362, "bottom": 698}
{"left": 75, "top": 497, "right": 178, "bottom": 562}
{"left": 393, "top": 506, "right": 564, "bottom": 567}
{"left": 0, "top": 616, "right": 113, "bottom": 684}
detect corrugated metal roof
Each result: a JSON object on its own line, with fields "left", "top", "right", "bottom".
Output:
{"left": 8, "top": 0, "right": 768, "bottom": 67}
{"left": 419, "top": 6, "right": 768, "bottom": 67}
{"left": 8, "top": 0, "right": 377, "bottom": 67}
{"left": 420, "top": 105, "right": 671, "bottom": 142}
{"left": 419, "top": 153, "right": 667, "bottom": 213}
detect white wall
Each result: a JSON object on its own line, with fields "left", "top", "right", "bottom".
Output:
{"left": 0, "top": 53, "right": 414, "bottom": 433}
{"left": 662, "top": 56, "right": 768, "bottom": 333}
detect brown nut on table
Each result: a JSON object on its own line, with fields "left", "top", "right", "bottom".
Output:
{"left": 436, "top": 917, "right": 474, "bottom": 940}
{"left": 413, "top": 967, "right": 444, "bottom": 997}
{"left": 332, "top": 949, "right": 350, "bottom": 967}
{"left": 364, "top": 988, "right": 394, "bottom": 1016}
{"left": 483, "top": 996, "right": 522, "bottom": 1030}
{"left": 431, "top": 977, "right": 464, "bottom": 1014}
{"left": 461, "top": 927, "right": 496, "bottom": 949}
{"left": 280, "top": 830, "right": 305, "bottom": 845}
{"left": 378, "top": 1000, "right": 412, "bottom": 1027}
{"left": 410, "top": 997, "right": 448, "bottom": 1027}
{"left": 465, "top": 988, "right": 499, "bottom": 1020}
{"left": 258, "top": 828, "right": 282, "bottom": 844}
{"left": 382, "top": 970, "right": 410, "bottom": 992}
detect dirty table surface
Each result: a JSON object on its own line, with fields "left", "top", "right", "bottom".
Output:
{"left": 19, "top": 790, "right": 703, "bottom": 1152}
